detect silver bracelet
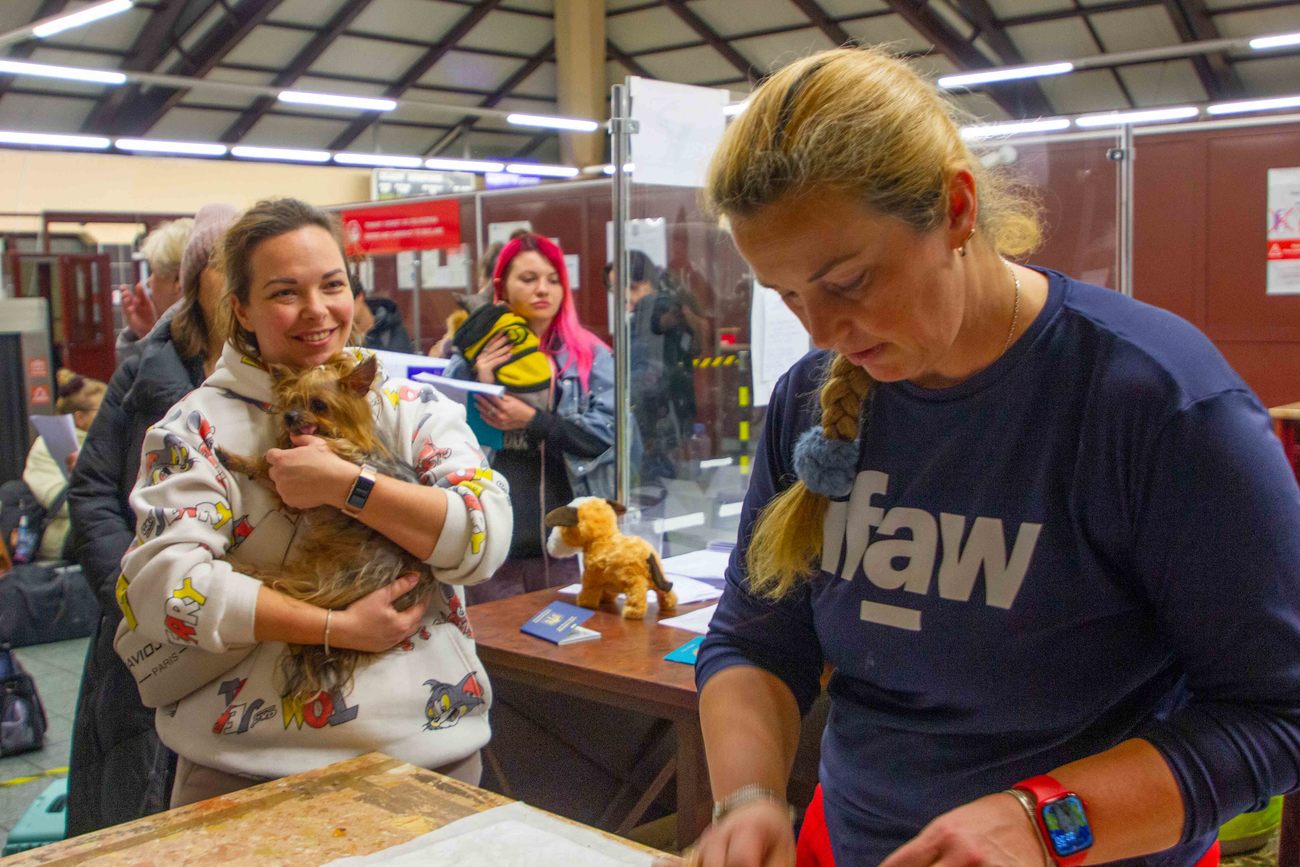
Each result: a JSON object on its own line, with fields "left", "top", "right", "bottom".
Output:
{"left": 1004, "top": 788, "right": 1053, "bottom": 867}
{"left": 711, "top": 785, "right": 794, "bottom": 825}
{"left": 323, "top": 609, "right": 334, "bottom": 656}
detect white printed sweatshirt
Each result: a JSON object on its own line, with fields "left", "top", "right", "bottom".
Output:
{"left": 118, "top": 344, "right": 511, "bottom": 779}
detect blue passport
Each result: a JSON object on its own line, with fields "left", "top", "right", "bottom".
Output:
{"left": 520, "top": 600, "right": 601, "bottom": 645}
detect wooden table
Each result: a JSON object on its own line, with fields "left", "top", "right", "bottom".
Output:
{"left": 5, "top": 752, "right": 666, "bottom": 865}
{"left": 1269, "top": 402, "right": 1300, "bottom": 482}
{"left": 469, "top": 587, "right": 711, "bottom": 848}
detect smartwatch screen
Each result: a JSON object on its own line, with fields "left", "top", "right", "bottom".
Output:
{"left": 1041, "top": 795, "right": 1094, "bottom": 856}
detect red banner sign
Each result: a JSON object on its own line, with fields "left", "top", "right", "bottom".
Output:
{"left": 341, "top": 200, "right": 461, "bottom": 256}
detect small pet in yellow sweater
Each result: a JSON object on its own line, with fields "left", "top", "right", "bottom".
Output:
{"left": 544, "top": 497, "right": 677, "bottom": 619}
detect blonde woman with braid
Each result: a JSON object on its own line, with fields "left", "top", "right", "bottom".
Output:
{"left": 690, "top": 48, "right": 1300, "bottom": 867}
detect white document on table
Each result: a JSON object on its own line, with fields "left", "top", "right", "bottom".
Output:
{"left": 326, "top": 801, "right": 653, "bottom": 866}
{"left": 658, "top": 604, "right": 717, "bottom": 635}
{"left": 660, "top": 548, "right": 731, "bottom": 585}
{"left": 30, "top": 414, "right": 78, "bottom": 478}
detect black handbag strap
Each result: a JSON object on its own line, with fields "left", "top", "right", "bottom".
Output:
{"left": 39, "top": 485, "right": 70, "bottom": 533}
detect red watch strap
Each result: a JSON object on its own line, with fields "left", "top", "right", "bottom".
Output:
{"left": 1014, "top": 775, "right": 1091, "bottom": 867}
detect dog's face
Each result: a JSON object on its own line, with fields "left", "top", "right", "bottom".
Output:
{"left": 544, "top": 497, "right": 627, "bottom": 548}
{"left": 269, "top": 353, "right": 377, "bottom": 439}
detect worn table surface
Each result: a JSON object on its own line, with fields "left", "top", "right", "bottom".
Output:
{"left": 5, "top": 752, "right": 637, "bottom": 866}
{"left": 469, "top": 588, "right": 713, "bottom": 845}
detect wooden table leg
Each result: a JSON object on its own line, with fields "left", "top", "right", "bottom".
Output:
{"left": 1280, "top": 794, "right": 1299, "bottom": 867}
{"left": 674, "top": 716, "right": 712, "bottom": 850}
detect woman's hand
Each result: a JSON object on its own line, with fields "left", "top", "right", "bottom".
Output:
{"left": 475, "top": 394, "right": 536, "bottom": 431}
{"left": 473, "top": 333, "right": 514, "bottom": 385}
{"left": 877, "top": 792, "right": 1044, "bottom": 867}
{"left": 329, "top": 572, "right": 431, "bottom": 652}
{"left": 665, "top": 802, "right": 796, "bottom": 867}
{"left": 119, "top": 281, "right": 158, "bottom": 336}
{"left": 265, "top": 434, "right": 356, "bottom": 510}
{"left": 64, "top": 449, "right": 80, "bottom": 475}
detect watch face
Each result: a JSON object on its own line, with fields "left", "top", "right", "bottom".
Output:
{"left": 1041, "top": 795, "right": 1093, "bottom": 857}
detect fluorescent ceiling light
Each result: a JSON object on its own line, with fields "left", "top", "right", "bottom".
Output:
{"left": 1249, "top": 32, "right": 1300, "bottom": 50}
{"left": 505, "top": 163, "right": 580, "bottom": 178}
{"left": 33, "top": 0, "right": 133, "bottom": 38}
{"left": 0, "top": 59, "right": 125, "bottom": 85}
{"left": 425, "top": 157, "right": 506, "bottom": 173}
{"left": 961, "top": 118, "right": 1072, "bottom": 139}
{"left": 333, "top": 152, "right": 423, "bottom": 168}
{"left": 723, "top": 100, "right": 749, "bottom": 117}
{"left": 278, "top": 90, "right": 396, "bottom": 112}
{"left": 1075, "top": 106, "right": 1199, "bottom": 126}
{"left": 506, "top": 113, "right": 600, "bottom": 132}
{"left": 115, "top": 138, "right": 226, "bottom": 156}
{"left": 1207, "top": 94, "right": 1300, "bottom": 115}
{"left": 231, "top": 145, "right": 331, "bottom": 163}
{"left": 601, "top": 163, "right": 635, "bottom": 174}
{"left": 0, "top": 130, "right": 109, "bottom": 149}
{"left": 939, "top": 62, "right": 1073, "bottom": 89}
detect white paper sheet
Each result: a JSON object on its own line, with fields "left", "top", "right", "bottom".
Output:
{"left": 558, "top": 574, "right": 721, "bottom": 606}
{"left": 750, "top": 284, "right": 810, "bottom": 407}
{"left": 413, "top": 372, "right": 506, "bottom": 403}
{"left": 1267, "top": 166, "right": 1300, "bottom": 295}
{"left": 629, "top": 77, "right": 728, "bottom": 189}
{"left": 660, "top": 548, "right": 732, "bottom": 583}
{"left": 658, "top": 603, "right": 717, "bottom": 635}
{"left": 605, "top": 218, "right": 668, "bottom": 270}
{"left": 488, "top": 220, "right": 532, "bottom": 246}
{"left": 326, "top": 801, "right": 653, "bottom": 866}
{"left": 395, "top": 251, "right": 417, "bottom": 289}
{"left": 30, "top": 414, "right": 78, "bottom": 478}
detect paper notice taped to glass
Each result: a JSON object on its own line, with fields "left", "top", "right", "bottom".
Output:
{"left": 628, "top": 77, "right": 728, "bottom": 189}
{"left": 751, "top": 284, "right": 810, "bottom": 407}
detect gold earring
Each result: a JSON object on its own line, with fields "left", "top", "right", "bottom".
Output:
{"left": 958, "top": 227, "right": 976, "bottom": 257}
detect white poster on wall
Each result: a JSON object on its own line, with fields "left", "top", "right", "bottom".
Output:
{"left": 1267, "top": 167, "right": 1300, "bottom": 295}
{"left": 604, "top": 219, "right": 668, "bottom": 270}
{"left": 564, "top": 254, "right": 581, "bottom": 289}
{"left": 629, "top": 77, "right": 728, "bottom": 189}
{"left": 395, "top": 251, "right": 417, "bottom": 290}
{"left": 488, "top": 220, "right": 532, "bottom": 246}
{"left": 750, "top": 283, "right": 810, "bottom": 407}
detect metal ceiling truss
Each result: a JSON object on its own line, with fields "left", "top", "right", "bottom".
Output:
{"left": 661, "top": 0, "right": 757, "bottom": 81}
{"left": 426, "top": 38, "right": 555, "bottom": 157}
{"left": 0, "top": 0, "right": 68, "bottom": 101}
{"left": 79, "top": 0, "right": 196, "bottom": 133}
{"left": 218, "top": 0, "right": 375, "bottom": 144}
{"left": 1161, "top": 0, "right": 1242, "bottom": 100}
{"left": 104, "top": 0, "right": 284, "bottom": 137}
{"left": 327, "top": 0, "right": 505, "bottom": 152}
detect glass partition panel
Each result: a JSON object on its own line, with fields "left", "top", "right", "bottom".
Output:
{"left": 968, "top": 130, "right": 1123, "bottom": 289}
{"left": 618, "top": 113, "right": 1125, "bottom": 558}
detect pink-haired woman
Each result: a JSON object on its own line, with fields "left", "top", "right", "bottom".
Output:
{"left": 445, "top": 233, "right": 614, "bottom": 603}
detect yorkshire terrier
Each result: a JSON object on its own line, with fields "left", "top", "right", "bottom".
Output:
{"left": 217, "top": 353, "right": 434, "bottom": 701}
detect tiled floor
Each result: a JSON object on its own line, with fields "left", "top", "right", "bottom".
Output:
{"left": 1, "top": 637, "right": 87, "bottom": 850}
{"left": 0, "top": 636, "right": 1285, "bottom": 862}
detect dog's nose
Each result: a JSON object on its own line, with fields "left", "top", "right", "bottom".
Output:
{"left": 284, "top": 410, "right": 301, "bottom": 427}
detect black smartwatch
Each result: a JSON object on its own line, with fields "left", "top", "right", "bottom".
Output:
{"left": 341, "top": 464, "right": 377, "bottom": 517}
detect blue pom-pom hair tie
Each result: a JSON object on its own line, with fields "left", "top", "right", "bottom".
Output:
{"left": 793, "top": 427, "right": 859, "bottom": 498}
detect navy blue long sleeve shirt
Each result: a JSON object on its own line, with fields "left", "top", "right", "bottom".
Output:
{"left": 696, "top": 270, "right": 1300, "bottom": 865}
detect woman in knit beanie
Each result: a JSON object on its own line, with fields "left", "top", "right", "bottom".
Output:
{"left": 66, "top": 202, "right": 235, "bottom": 835}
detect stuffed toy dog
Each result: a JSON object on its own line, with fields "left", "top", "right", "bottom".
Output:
{"left": 545, "top": 497, "right": 677, "bottom": 620}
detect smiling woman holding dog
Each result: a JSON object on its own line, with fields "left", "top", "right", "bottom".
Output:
{"left": 689, "top": 48, "right": 1300, "bottom": 867}
{"left": 114, "top": 197, "right": 511, "bottom": 807}
{"left": 444, "top": 233, "right": 615, "bottom": 602}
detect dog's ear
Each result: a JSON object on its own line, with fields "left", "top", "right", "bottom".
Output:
{"left": 604, "top": 499, "right": 628, "bottom": 516}
{"left": 341, "top": 354, "right": 378, "bottom": 395}
{"left": 267, "top": 363, "right": 293, "bottom": 382}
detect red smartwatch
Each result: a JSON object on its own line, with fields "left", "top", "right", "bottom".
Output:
{"left": 1010, "top": 775, "right": 1094, "bottom": 866}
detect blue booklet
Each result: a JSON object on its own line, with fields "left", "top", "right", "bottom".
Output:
{"left": 521, "top": 600, "right": 601, "bottom": 646}
{"left": 664, "top": 635, "right": 705, "bottom": 665}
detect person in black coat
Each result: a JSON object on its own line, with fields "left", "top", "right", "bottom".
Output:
{"left": 65, "top": 204, "right": 233, "bottom": 834}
